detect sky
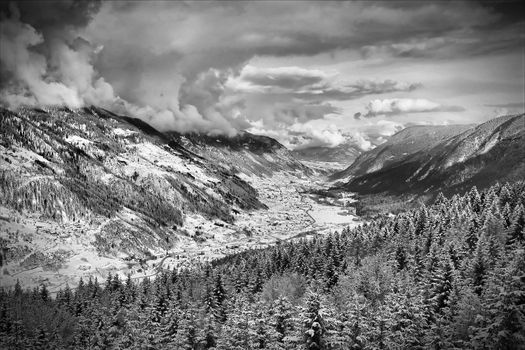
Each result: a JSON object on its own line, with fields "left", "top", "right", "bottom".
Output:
{"left": 1, "top": 1, "right": 524, "bottom": 150}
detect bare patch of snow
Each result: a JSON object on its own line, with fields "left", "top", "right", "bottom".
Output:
{"left": 479, "top": 136, "right": 499, "bottom": 154}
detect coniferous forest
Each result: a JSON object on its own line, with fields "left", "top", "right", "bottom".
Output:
{"left": 1, "top": 181, "right": 524, "bottom": 349}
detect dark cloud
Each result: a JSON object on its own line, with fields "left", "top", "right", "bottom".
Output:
{"left": 82, "top": 0, "right": 519, "bottom": 132}
{"left": 357, "top": 1, "right": 524, "bottom": 60}
{"left": 274, "top": 102, "right": 340, "bottom": 124}
{"left": 308, "top": 80, "right": 422, "bottom": 101}
{"left": 484, "top": 102, "right": 524, "bottom": 109}
{"left": 239, "top": 66, "right": 326, "bottom": 90}
{"left": 231, "top": 66, "right": 422, "bottom": 103}
{"left": 0, "top": 1, "right": 101, "bottom": 31}
{"left": 477, "top": 1, "right": 525, "bottom": 26}
{"left": 220, "top": 65, "right": 423, "bottom": 131}
{"left": 0, "top": 1, "right": 114, "bottom": 108}
{"left": 360, "top": 24, "right": 524, "bottom": 60}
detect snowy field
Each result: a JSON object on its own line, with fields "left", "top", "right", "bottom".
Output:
{"left": 309, "top": 205, "right": 357, "bottom": 225}
{"left": 236, "top": 172, "right": 361, "bottom": 236}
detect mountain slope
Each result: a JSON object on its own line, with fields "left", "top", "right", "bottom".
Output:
{"left": 168, "top": 130, "right": 311, "bottom": 177}
{"left": 0, "top": 106, "right": 312, "bottom": 289}
{"left": 337, "top": 114, "right": 525, "bottom": 196}
{"left": 332, "top": 124, "right": 473, "bottom": 182}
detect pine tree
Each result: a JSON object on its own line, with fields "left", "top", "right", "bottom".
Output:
{"left": 269, "top": 297, "right": 295, "bottom": 347}
{"left": 508, "top": 204, "right": 525, "bottom": 245}
{"left": 447, "top": 288, "right": 482, "bottom": 348}
{"left": 248, "top": 301, "right": 274, "bottom": 349}
{"left": 471, "top": 237, "right": 488, "bottom": 296}
{"left": 57, "top": 283, "right": 73, "bottom": 311}
{"left": 40, "top": 284, "right": 49, "bottom": 303}
{"left": 430, "top": 258, "right": 454, "bottom": 312}
{"left": 385, "top": 287, "right": 427, "bottom": 349}
{"left": 215, "top": 296, "right": 253, "bottom": 350}
{"left": 414, "top": 205, "right": 429, "bottom": 237}
{"left": 173, "top": 306, "right": 200, "bottom": 350}
{"left": 157, "top": 300, "right": 181, "bottom": 348}
{"left": 471, "top": 249, "right": 525, "bottom": 349}
{"left": 323, "top": 256, "right": 338, "bottom": 291}
{"left": 212, "top": 273, "right": 227, "bottom": 322}
{"left": 342, "top": 293, "right": 370, "bottom": 350}
{"left": 469, "top": 186, "right": 482, "bottom": 213}
{"left": 299, "top": 291, "right": 326, "bottom": 350}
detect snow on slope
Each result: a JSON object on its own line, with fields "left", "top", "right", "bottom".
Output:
{"left": 0, "top": 106, "right": 359, "bottom": 292}
{"left": 338, "top": 114, "right": 525, "bottom": 196}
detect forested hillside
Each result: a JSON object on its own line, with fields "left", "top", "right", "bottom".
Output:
{"left": 1, "top": 181, "right": 524, "bottom": 349}
{"left": 332, "top": 124, "right": 472, "bottom": 182}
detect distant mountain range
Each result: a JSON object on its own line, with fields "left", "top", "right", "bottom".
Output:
{"left": 332, "top": 114, "right": 525, "bottom": 196}
{"left": 291, "top": 143, "right": 362, "bottom": 168}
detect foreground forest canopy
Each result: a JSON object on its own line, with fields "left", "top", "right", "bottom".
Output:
{"left": 1, "top": 181, "right": 524, "bottom": 349}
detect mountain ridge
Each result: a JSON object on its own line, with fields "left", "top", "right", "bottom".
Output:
{"left": 335, "top": 114, "right": 525, "bottom": 196}
{"left": 332, "top": 123, "right": 475, "bottom": 182}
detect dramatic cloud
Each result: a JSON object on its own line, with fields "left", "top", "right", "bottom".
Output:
{"left": 229, "top": 65, "right": 420, "bottom": 98}
{"left": 226, "top": 65, "right": 420, "bottom": 132}
{"left": 232, "top": 66, "right": 329, "bottom": 92}
{"left": 290, "top": 123, "right": 346, "bottom": 149}
{"left": 0, "top": 1, "right": 114, "bottom": 108}
{"left": 248, "top": 121, "right": 347, "bottom": 150}
{"left": 0, "top": 0, "right": 523, "bottom": 143}
{"left": 355, "top": 98, "right": 465, "bottom": 119}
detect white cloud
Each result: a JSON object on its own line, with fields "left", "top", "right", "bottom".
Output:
{"left": 248, "top": 122, "right": 347, "bottom": 150}
{"left": 356, "top": 98, "right": 465, "bottom": 119}
{"left": 228, "top": 65, "right": 331, "bottom": 93}
{"left": 344, "top": 131, "right": 373, "bottom": 151}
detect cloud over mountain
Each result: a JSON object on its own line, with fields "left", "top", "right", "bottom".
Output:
{"left": 0, "top": 1, "right": 114, "bottom": 108}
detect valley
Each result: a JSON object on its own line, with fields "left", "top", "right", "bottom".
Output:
{"left": 155, "top": 172, "right": 361, "bottom": 273}
{"left": 0, "top": 169, "right": 360, "bottom": 294}
{"left": 0, "top": 106, "right": 361, "bottom": 294}
{"left": 2, "top": 106, "right": 523, "bottom": 297}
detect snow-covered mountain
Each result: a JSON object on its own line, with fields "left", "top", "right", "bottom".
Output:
{"left": 334, "top": 114, "right": 525, "bottom": 195}
{"left": 169, "top": 130, "right": 311, "bottom": 177}
{"left": 0, "top": 106, "right": 314, "bottom": 289}
{"left": 331, "top": 124, "right": 473, "bottom": 182}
